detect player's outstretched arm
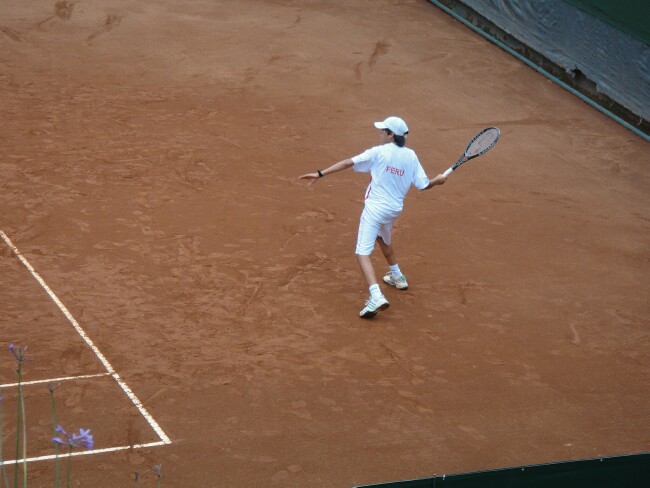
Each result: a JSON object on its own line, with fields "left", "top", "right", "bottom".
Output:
{"left": 423, "top": 173, "right": 447, "bottom": 190}
{"left": 299, "top": 158, "right": 354, "bottom": 185}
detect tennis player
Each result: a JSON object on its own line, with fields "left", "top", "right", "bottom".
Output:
{"left": 300, "top": 116, "right": 447, "bottom": 318}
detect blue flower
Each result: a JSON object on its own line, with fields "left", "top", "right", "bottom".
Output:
{"left": 8, "top": 343, "right": 27, "bottom": 362}
{"left": 72, "top": 428, "right": 94, "bottom": 450}
{"left": 53, "top": 425, "right": 69, "bottom": 446}
{"left": 53, "top": 425, "right": 94, "bottom": 450}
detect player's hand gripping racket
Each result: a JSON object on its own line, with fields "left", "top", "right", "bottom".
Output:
{"left": 442, "top": 127, "right": 500, "bottom": 177}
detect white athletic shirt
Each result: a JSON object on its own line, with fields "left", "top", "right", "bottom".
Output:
{"left": 352, "top": 143, "right": 429, "bottom": 219}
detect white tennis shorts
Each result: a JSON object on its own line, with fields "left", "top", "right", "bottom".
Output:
{"left": 355, "top": 207, "right": 397, "bottom": 255}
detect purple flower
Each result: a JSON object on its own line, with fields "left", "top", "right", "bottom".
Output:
{"left": 53, "top": 425, "right": 94, "bottom": 450}
{"left": 8, "top": 343, "right": 27, "bottom": 362}
{"left": 72, "top": 428, "right": 94, "bottom": 449}
{"left": 53, "top": 425, "right": 69, "bottom": 446}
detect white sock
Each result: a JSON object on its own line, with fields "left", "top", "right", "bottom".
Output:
{"left": 369, "top": 283, "right": 382, "bottom": 298}
{"left": 390, "top": 264, "right": 402, "bottom": 278}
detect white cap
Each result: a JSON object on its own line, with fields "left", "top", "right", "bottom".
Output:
{"left": 374, "top": 116, "right": 409, "bottom": 137}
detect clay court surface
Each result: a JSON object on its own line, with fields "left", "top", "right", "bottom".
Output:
{"left": 1, "top": 0, "right": 649, "bottom": 486}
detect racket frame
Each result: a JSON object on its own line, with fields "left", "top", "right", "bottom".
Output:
{"left": 442, "top": 127, "right": 500, "bottom": 177}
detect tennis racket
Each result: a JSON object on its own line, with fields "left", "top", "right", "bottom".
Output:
{"left": 442, "top": 127, "right": 500, "bottom": 177}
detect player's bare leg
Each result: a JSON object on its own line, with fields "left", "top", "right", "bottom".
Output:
{"left": 377, "top": 237, "right": 409, "bottom": 290}
{"left": 356, "top": 254, "right": 389, "bottom": 318}
{"left": 377, "top": 236, "right": 397, "bottom": 266}
{"left": 356, "top": 254, "right": 378, "bottom": 287}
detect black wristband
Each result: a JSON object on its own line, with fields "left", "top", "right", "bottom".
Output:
{"left": 317, "top": 170, "right": 324, "bottom": 177}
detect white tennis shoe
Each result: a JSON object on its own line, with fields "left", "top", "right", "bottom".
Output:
{"left": 383, "top": 271, "right": 409, "bottom": 290}
{"left": 359, "top": 294, "right": 390, "bottom": 318}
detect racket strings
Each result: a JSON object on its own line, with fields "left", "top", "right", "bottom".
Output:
{"left": 466, "top": 128, "right": 500, "bottom": 157}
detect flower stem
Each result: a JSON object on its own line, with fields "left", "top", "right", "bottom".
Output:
{"left": 66, "top": 447, "right": 72, "bottom": 488}
{"left": 49, "top": 390, "right": 60, "bottom": 488}
{"left": 0, "top": 398, "right": 10, "bottom": 488}
{"left": 13, "top": 364, "right": 21, "bottom": 488}
{"left": 18, "top": 381, "right": 26, "bottom": 488}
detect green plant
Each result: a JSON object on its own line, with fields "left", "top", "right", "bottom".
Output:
{"left": 0, "top": 392, "right": 10, "bottom": 488}
{"left": 8, "top": 344, "right": 27, "bottom": 488}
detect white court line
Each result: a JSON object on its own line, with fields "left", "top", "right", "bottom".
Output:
{"left": 0, "top": 441, "right": 167, "bottom": 466}
{"left": 0, "top": 372, "right": 110, "bottom": 389}
{"left": 0, "top": 229, "right": 171, "bottom": 446}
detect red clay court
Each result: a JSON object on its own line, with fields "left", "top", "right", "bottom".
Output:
{"left": 1, "top": 1, "right": 648, "bottom": 486}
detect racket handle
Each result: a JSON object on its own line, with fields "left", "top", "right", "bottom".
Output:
{"left": 442, "top": 167, "right": 453, "bottom": 178}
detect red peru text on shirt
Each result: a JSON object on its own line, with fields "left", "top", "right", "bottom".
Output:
{"left": 385, "top": 166, "right": 404, "bottom": 176}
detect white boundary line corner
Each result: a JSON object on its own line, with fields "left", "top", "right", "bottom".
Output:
{"left": 0, "top": 229, "right": 172, "bottom": 453}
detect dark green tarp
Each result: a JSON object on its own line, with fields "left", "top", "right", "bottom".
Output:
{"left": 562, "top": 0, "right": 650, "bottom": 44}
{"left": 356, "top": 453, "right": 650, "bottom": 488}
